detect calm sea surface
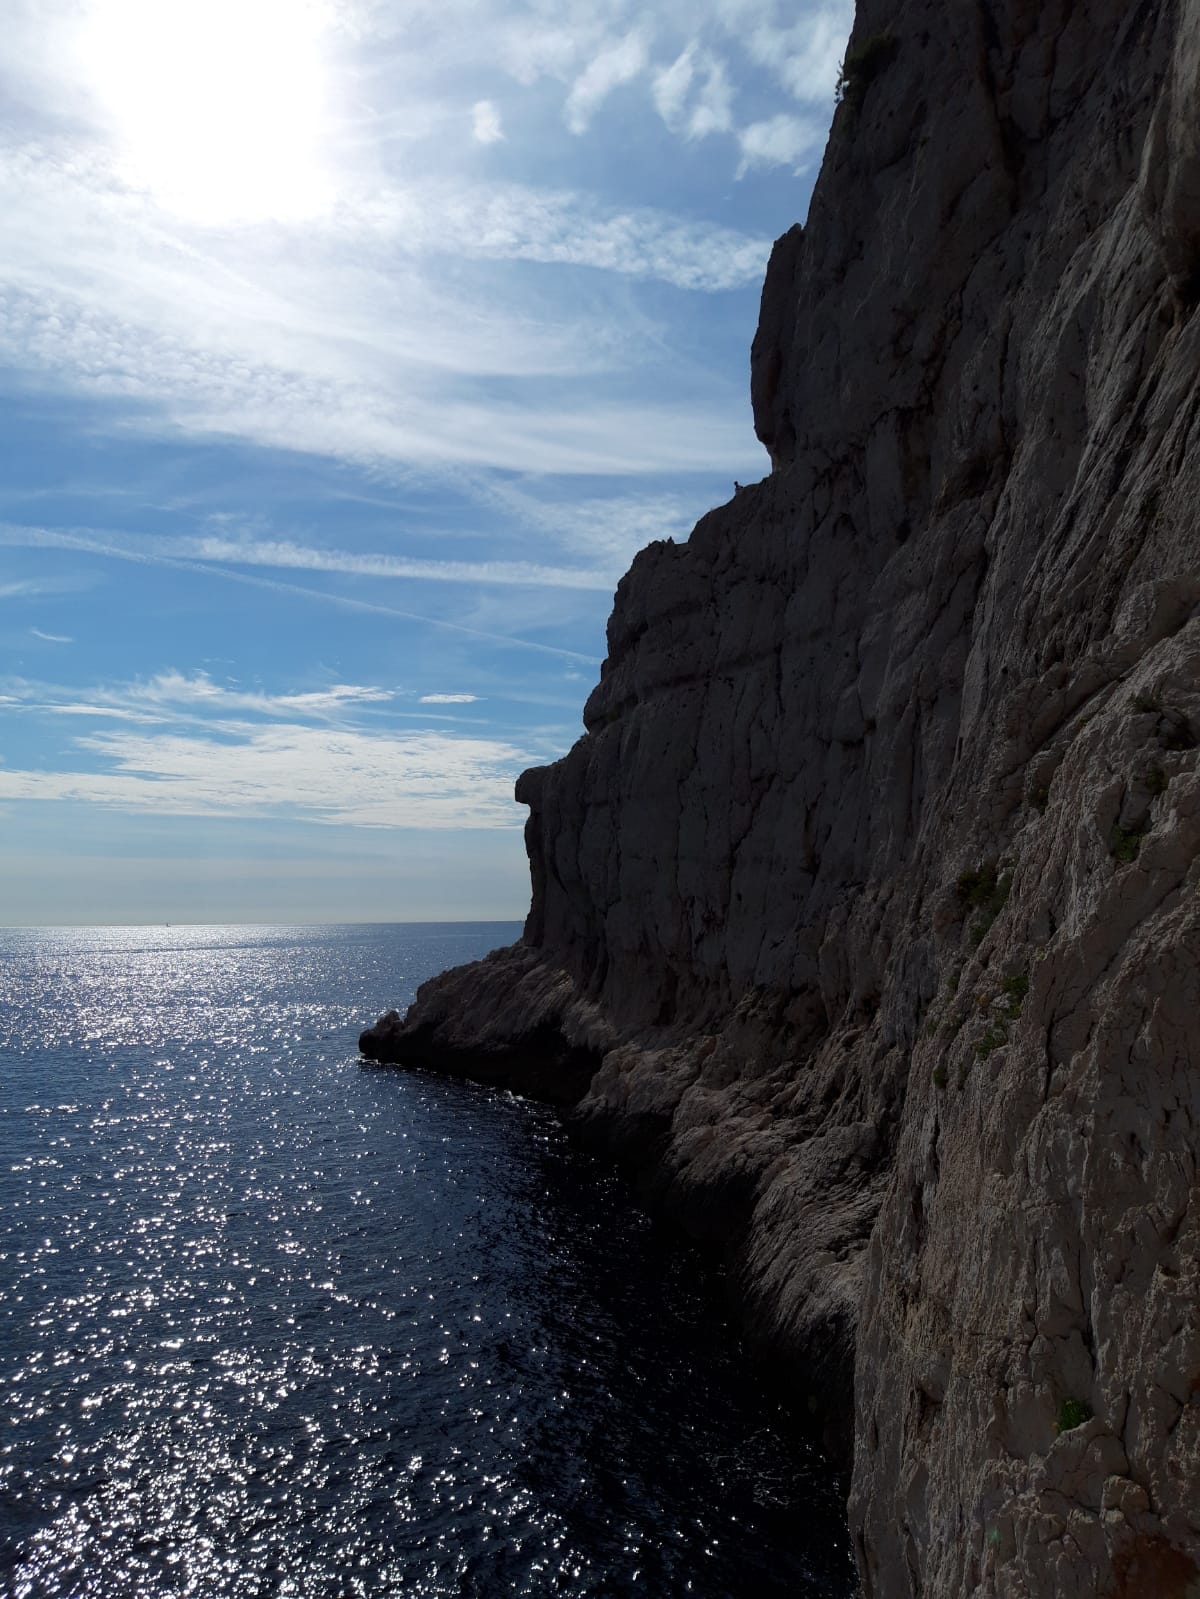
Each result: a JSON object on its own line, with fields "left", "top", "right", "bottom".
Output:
{"left": 0, "top": 923, "right": 853, "bottom": 1597}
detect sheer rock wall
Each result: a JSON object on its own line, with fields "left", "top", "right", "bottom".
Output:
{"left": 361, "top": 1, "right": 1200, "bottom": 1591}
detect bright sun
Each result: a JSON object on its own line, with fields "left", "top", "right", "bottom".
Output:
{"left": 80, "top": 0, "right": 336, "bottom": 226}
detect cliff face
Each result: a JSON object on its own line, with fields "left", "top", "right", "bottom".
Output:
{"left": 360, "top": 1, "right": 1200, "bottom": 1593}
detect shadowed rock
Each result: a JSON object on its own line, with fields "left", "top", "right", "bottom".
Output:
{"left": 361, "top": 0, "right": 1200, "bottom": 1590}
{"left": 358, "top": 943, "right": 613, "bottom": 1107}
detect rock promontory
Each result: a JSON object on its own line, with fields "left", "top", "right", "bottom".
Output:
{"left": 361, "top": 1, "right": 1200, "bottom": 1591}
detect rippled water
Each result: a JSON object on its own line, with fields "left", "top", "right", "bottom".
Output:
{"left": 0, "top": 923, "right": 853, "bottom": 1597}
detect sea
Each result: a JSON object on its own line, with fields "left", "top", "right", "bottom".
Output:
{"left": 0, "top": 922, "right": 854, "bottom": 1598}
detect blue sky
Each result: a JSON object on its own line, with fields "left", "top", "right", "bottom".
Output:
{"left": 0, "top": 0, "right": 849, "bottom": 925}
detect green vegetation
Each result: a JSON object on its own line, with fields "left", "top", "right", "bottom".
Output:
{"left": 1000, "top": 972, "right": 1029, "bottom": 1018}
{"left": 1056, "top": 1397, "right": 1093, "bottom": 1434}
{"left": 957, "top": 864, "right": 1006, "bottom": 910}
{"left": 932, "top": 1063, "right": 948, "bottom": 1090}
{"left": 1146, "top": 763, "right": 1168, "bottom": 797}
{"left": 1110, "top": 822, "right": 1148, "bottom": 865}
{"left": 1030, "top": 783, "right": 1050, "bottom": 813}
{"left": 957, "top": 866, "right": 991, "bottom": 904}
{"left": 957, "top": 863, "right": 1013, "bottom": 946}
{"left": 835, "top": 32, "right": 898, "bottom": 112}
{"left": 976, "top": 1024, "right": 1008, "bottom": 1060}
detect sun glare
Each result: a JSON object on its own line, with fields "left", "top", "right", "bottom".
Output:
{"left": 80, "top": 0, "right": 337, "bottom": 225}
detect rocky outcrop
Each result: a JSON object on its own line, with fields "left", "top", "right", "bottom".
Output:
{"left": 361, "top": 1, "right": 1200, "bottom": 1592}
{"left": 358, "top": 942, "right": 613, "bottom": 1105}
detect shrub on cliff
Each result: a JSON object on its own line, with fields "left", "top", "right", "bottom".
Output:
{"left": 835, "top": 32, "right": 898, "bottom": 113}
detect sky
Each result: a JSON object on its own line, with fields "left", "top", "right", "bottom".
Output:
{"left": 0, "top": 0, "right": 851, "bottom": 925}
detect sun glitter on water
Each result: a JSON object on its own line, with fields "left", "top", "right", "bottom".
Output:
{"left": 78, "top": 0, "right": 337, "bottom": 226}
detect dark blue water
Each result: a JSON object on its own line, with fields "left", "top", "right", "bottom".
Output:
{"left": 0, "top": 923, "right": 852, "bottom": 1598}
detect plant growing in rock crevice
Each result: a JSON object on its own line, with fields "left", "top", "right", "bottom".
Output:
{"left": 976, "top": 1024, "right": 1008, "bottom": 1060}
{"left": 1055, "top": 1397, "right": 1093, "bottom": 1434}
{"left": 1000, "top": 972, "right": 1029, "bottom": 1017}
{"left": 835, "top": 32, "right": 899, "bottom": 113}
{"left": 957, "top": 862, "right": 1014, "bottom": 946}
{"left": 1110, "top": 821, "right": 1148, "bottom": 865}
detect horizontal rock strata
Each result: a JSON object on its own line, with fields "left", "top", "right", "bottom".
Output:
{"left": 361, "top": 0, "right": 1200, "bottom": 1592}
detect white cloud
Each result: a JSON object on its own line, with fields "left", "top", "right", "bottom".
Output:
{"left": 420, "top": 693, "right": 480, "bottom": 704}
{"left": 650, "top": 45, "right": 734, "bottom": 140}
{"left": 736, "top": 112, "right": 826, "bottom": 175}
{"left": 42, "top": 703, "right": 162, "bottom": 722}
{"left": 0, "top": 722, "right": 528, "bottom": 828}
{"left": 122, "top": 670, "right": 394, "bottom": 718}
{"left": 564, "top": 30, "right": 651, "bottom": 134}
{"left": 478, "top": 481, "right": 707, "bottom": 567}
{"left": 1, "top": 669, "right": 394, "bottom": 725}
{"left": 0, "top": 522, "right": 608, "bottom": 664}
{"left": 0, "top": 147, "right": 769, "bottom": 478}
{"left": 498, "top": 21, "right": 582, "bottom": 87}
{"left": 30, "top": 627, "right": 73, "bottom": 643}
{"left": 652, "top": 46, "right": 695, "bottom": 129}
{"left": 0, "top": 1, "right": 851, "bottom": 501}
{"left": 471, "top": 98, "right": 505, "bottom": 144}
{"left": 0, "top": 668, "right": 529, "bottom": 828}
{"left": 187, "top": 534, "right": 620, "bottom": 589}
{"left": 688, "top": 56, "right": 735, "bottom": 139}
{"left": 490, "top": 2, "right": 850, "bottom": 136}
{"left": 743, "top": 6, "right": 852, "bottom": 103}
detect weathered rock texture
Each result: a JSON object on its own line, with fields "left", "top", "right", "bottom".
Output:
{"left": 360, "top": 1, "right": 1200, "bottom": 1592}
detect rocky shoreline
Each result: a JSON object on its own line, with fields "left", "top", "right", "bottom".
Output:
{"left": 361, "top": 1, "right": 1200, "bottom": 1593}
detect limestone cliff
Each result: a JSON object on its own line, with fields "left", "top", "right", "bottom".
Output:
{"left": 360, "top": 1, "right": 1200, "bottom": 1592}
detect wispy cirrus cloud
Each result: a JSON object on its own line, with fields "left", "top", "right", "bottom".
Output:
{"left": 1, "top": 669, "right": 394, "bottom": 726}
{"left": 333, "top": 168, "right": 770, "bottom": 291}
{"left": 0, "top": 522, "right": 606, "bottom": 664}
{"left": 185, "top": 535, "right": 620, "bottom": 590}
{"left": 0, "top": 133, "right": 769, "bottom": 481}
{"left": 0, "top": 0, "right": 850, "bottom": 922}
{"left": 0, "top": 0, "right": 850, "bottom": 504}
{"left": 564, "top": 29, "right": 651, "bottom": 134}
{"left": 0, "top": 576, "right": 91, "bottom": 599}
{"left": 120, "top": 671, "right": 394, "bottom": 719}
{"left": 475, "top": 481, "right": 706, "bottom": 567}
{"left": 37, "top": 703, "right": 162, "bottom": 722}
{"left": 29, "top": 627, "right": 73, "bottom": 643}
